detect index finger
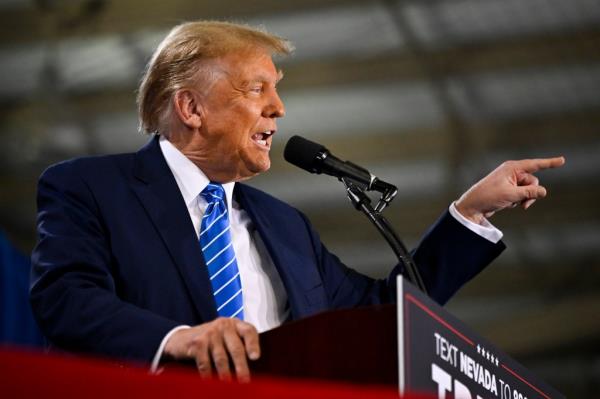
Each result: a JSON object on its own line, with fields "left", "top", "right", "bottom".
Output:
{"left": 236, "top": 320, "right": 260, "bottom": 361}
{"left": 519, "top": 156, "right": 565, "bottom": 173}
{"left": 223, "top": 328, "right": 251, "bottom": 383}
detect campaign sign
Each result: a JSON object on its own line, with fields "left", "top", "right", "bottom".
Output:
{"left": 397, "top": 277, "right": 564, "bottom": 399}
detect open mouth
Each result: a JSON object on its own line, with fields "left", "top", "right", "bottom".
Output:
{"left": 251, "top": 130, "right": 275, "bottom": 148}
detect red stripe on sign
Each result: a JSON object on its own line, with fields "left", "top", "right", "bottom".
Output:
{"left": 405, "top": 293, "right": 475, "bottom": 346}
{"left": 501, "top": 363, "right": 551, "bottom": 399}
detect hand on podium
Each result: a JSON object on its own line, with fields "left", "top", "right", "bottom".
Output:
{"left": 163, "top": 317, "right": 260, "bottom": 382}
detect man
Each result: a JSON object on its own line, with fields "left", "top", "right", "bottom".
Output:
{"left": 30, "top": 21, "right": 564, "bottom": 382}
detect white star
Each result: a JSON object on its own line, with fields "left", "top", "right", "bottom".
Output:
{"left": 486, "top": 351, "right": 490, "bottom": 361}
{"left": 477, "top": 344, "right": 481, "bottom": 354}
{"left": 490, "top": 355, "right": 495, "bottom": 364}
{"left": 496, "top": 358, "right": 499, "bottom": 366}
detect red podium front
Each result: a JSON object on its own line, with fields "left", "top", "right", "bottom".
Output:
{"left": 252, "top": 304, "right": 398, "bottom": 385}
{"left": 0, "top": 346, "right": 420, "bottom": 399}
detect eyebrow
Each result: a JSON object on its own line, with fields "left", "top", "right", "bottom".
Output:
{"left": 242, "top": 70, "right": 284, "bottom": 87}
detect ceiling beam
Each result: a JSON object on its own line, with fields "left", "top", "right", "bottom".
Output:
{"left": 280, "top": 28, "right": 600, "bottom": 89}
{"left": 0, "top": 0, "right": 362, "bottom": 46}
{"left": 2, "top": 27, "right": 600, "bottom": 109}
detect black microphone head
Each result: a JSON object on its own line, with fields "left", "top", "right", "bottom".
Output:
{"left": 284, "top": 135, "right": 328, "bottom": 173}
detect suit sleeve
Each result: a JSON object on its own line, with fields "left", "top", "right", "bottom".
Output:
{"left": 409, "top": 210, "right": 506, "bottom": 304}
{"left": 30, "top": 163, "right": 180, "bottom": 363}
{"left": 299, "top": 209, "right": 505, "bottom": 307}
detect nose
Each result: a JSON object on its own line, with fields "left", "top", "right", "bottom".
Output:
{"left": 263, "top": 90, "right": 285, "bottom": 118}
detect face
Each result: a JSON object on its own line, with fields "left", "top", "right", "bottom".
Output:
{"left": 188, "top": 50, "right": 285, "bottom": 183}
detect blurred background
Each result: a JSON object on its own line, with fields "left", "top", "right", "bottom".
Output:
{"left": 0, "top": 0, "right": 599, "bottom": 396}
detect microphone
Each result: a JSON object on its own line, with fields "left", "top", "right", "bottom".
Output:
{"left": 283, "top": 135, "right": 396, "bottom": 194}
{"left": 284, "top": 135, "right": 424, "bottom": 291}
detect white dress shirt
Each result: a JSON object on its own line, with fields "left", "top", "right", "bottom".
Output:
{"left": 449, "top": 203, "right": 503, "bottom": 243}
{"left": 151, "top": 136, "right": 503, "bottom": 369}
{"left": 152, "top": 136, "right": 289, "bottom": 370}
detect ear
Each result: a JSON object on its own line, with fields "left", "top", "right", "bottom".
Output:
{"left": 172, "top": 89, "right": 203, "bottom": 129}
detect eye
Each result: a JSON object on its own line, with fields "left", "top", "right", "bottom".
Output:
{"left": 249, "top": 85, "right": 263, "bottom": 94}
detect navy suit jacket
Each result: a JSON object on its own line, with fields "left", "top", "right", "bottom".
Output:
{"left": 30, "top": 136, "right": 504, "bottom": 363}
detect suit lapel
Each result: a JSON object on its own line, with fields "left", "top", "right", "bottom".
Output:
{"left": 130, "top": 136, "right": 218, "bottom": 322}
{"left": 235, "top": 184, "right": 323, "bottom": 320}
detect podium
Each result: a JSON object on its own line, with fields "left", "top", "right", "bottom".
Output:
{"left": 251, "top": 277, "right": 565, "bottom": 399}
{"left": 252, "top": 304, "right": 398, "bottom": 385}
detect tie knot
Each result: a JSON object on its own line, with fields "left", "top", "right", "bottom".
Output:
{"left": 201, "top": 183, "right": 226, "bottom": 203}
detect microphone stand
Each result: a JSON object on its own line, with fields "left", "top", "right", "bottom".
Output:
{"left": 341, "top": 178, "right": 428, "bottom": 295}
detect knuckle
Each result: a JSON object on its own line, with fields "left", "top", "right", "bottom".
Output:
{"left": 226, "top": 318, "right": 237, "bottom": 327}
{"left": 213, "top": 354, "right": 228, "bottom": 367}
{"left": 215, "top": 317, "right": 235, "bottom": 331}
{"left": 191, "top": 334, "right": 208, "bottom": 348}
{"left": 205, "top": 329, "right": 217, "bottom": 341}
{"left": 212, "top": 318, "right": 225, "bottom": 327}
{"left": 229, "top": 346, "right": 245, "bottom": 359}
{"left": 246, "top": 323, "right": 258, "bottom": 334}
{"left": 238, "top": 321, "right": 257, "bottom": 334}
{"left": 195, "top": 358, "right": 209, "bottom": 370}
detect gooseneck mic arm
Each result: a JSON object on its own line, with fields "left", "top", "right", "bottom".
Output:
{"left": 343, "top": 178, "right": 428, "bottom": 294}
{"left": 284, "top": 135, "right": 428, "bottom": 294}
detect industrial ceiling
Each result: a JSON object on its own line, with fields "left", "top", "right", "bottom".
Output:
{"left": 0, "top": 0, "right": 598, "bottom": 395}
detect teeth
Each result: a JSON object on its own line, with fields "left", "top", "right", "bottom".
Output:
{"left": 252, "top": 130, "right": 273, "bottom": 147}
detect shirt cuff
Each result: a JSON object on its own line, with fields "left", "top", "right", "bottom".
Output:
{"left": 150, "top": 325, "right": 191, "bottom": 373}
{"left": 449, "top": 202, "right": 503, "bottom": 244}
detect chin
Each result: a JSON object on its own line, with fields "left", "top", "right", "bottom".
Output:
{"left": 235, "top": 161, "right": 270, "bottom": 182}
{"left": 251, "top": 162, "right": 271, "bottom": 176}
{"left": 244, "top": 152, "right": 271, "bottom": 171}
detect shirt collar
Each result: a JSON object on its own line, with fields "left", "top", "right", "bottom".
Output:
{"left": 159, "top": 136, "right": 235, "bottom": 212}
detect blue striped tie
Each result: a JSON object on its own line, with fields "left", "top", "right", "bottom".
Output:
{"left": 199, "top": 183, "right": 244, "bottom": 320}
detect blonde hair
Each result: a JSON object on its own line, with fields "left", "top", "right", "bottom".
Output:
{"left": 137, "top": 21, "right": 293, "bottom": 134}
